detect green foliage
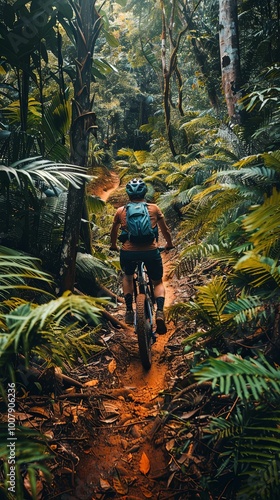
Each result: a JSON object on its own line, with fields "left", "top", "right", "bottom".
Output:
{"left": 0, "top": 246, "right": 52, "bottom": 300}
{"left": 242, "top": 187, "right": 280, "bottom": 257}
{"left": 0, "top": 424, "right": 51, "bottom": 500}
{"left": 76, "top": 252, "right": 117, "bottom": 287}
{"left": 1, "top": 98, "right": 41, "bottom": 130}
{"left": 0, "top": 293, "right": 103, "bottom": 364}
{"left": 223, "top": 294, "right": 265, "bottom": 324}
{"left": 0, "top": 244, "right": 105, "bottom": 499}
{"left": 193, "top": 353, "right": 280, "bottom": 401}
{"left": 0, "top": 156, "right": 91, "bottom": 263}
{"left": 193, "top": 354, "right": 280, "bottom": 499}
{"left": 0, "top": 247, "right": 105, "bottom": 379}
{"left": 0, "top": 157, "right": 89, "bottom": 190}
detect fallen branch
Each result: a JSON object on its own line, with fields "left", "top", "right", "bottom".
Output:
{"left": 101, "top": 308, "right": 127, "bottom": 329}
{"left": 18, "top": 355, "right": 84, "bottom": 388}
{"left": 74, "top": 287, "right": 126, "bottom": 328}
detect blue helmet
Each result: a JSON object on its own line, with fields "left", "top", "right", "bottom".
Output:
{"left": 126, "top": 178, "right": 147, "bottom": 199}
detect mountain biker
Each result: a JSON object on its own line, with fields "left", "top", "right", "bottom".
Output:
{"left": 109, "top": 178, "right": 174, "bottom": 334}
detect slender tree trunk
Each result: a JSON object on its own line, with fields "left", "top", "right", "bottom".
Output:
{"left": 160, "top": 0, "right": 178, "bottom": 157}
{"left": 219, "top": 0, "right": 242, "bottom": 123}
{"left": 182, "top": 2, "right": 220, "bottom": 112}
{"left": 58, "top": 0, "right": 102, "bottom": 294}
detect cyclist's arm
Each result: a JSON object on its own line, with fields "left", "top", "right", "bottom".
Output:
{"left": 157, "top": 218, "right": 174, "bottom": 248}
{"left": 110, "top": 220, "right": 120, "bottom": 250}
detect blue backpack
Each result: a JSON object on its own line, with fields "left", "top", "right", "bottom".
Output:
{"left": 124, "top": 202, "right": 157, "bottom": 244}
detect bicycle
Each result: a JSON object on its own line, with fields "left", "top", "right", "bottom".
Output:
{"left": 133, "top": 259, "right": 155, "bottom": 370}
{"left": 109, "top": 246, "right": 173, "bottom": 370}
{"left": 132, "top": 247, "right": 168, "bottom": 370}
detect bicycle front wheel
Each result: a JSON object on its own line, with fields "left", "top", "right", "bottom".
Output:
{"left": 135, "top": 293, "right": 152, "bottom": 370}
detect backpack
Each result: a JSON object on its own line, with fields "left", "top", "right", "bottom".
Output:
{"left": 124, "top": 202, "right": 157, "bottom": 244}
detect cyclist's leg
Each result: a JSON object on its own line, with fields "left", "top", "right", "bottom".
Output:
{"left": 123, "top": 274, "right": 134, "bottom": 324}
{"left": 152, "top": 280, "right": 167, "bottom": 334}
{"left": 144, "top": 251, "right": 167, "bottom": 334}
{"left": 120, "top": 250, "right": 136, "bottom": 325}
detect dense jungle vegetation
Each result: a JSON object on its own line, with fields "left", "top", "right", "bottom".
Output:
{"left": 1, "top": 0, "right": 280, "bottom": 498}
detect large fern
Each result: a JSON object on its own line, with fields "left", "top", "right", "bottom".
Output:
{"left": 242, "top": 188, "right": 280, "bottom": 257}
{"left": 193, "top": 353, "right": 280, "bottom": 400}
{"left": 193, "top": 354, "right": 280, "bottom": 499}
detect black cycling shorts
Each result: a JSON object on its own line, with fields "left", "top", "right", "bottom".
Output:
{"left": 120, "top": 249, "right": 163, "bottom": 281}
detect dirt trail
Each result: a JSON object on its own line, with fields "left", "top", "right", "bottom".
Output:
{"left": 65, "top": 172, "right": 179, "bottom": 500}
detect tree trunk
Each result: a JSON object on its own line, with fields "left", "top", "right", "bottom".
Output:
{"left": 219, "top": 0, "right": 242, "bottom": 123}
{"left": 160, "top": 1, "right": 175, "bottom": 156}
{"left": 58, "top": 0, "right": 102, "bottom": 294}
{"left": 182, "top": 3, "right": 220, "bottom": 112}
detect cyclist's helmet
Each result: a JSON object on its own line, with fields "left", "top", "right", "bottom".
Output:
{"left": 126, "top": 178, "right": 147, "bottom": 199}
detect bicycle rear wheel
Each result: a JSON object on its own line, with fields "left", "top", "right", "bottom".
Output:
{"left": 135, "top": 293, "right": 152, "bottom": 370}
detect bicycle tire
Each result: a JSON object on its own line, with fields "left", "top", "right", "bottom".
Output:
{"left": 136, "top": 293, "right": 152, "bottom": 370}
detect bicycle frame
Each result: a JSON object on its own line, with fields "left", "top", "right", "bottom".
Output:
{"left": 133, "top": 261, "right": 153, "bottom": 298}
{"left": 133, "top": 260, "right": 156, "bottom": 370}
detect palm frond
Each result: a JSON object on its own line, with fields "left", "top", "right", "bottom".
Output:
{"left": 166, "top": 302, "right": 193, "bottom": 324}
{"left": 206, "top": 405, "right": 280, "bottom": 499}
{"left": 235, "top": 252, "right": 280, "bottom": 289}
{"left": 41, "top": 91, "right": 71, "bottom": 162}
{"left": 234, "top": 154, "right": 262, "bottom": 168}
{"left": 262, "top": 150, "right": 280, "bottom": 171}
{"left": 117, "top": 147, "right": 136, "bottom": 158}
{"left": 85, "top": 194, "right": 105, "bottom": 214}
{"left": 193, "top": 353, "right": 280, "bottom": 401}
{"left": 76, "top": 252, "right": 116, "bottom": 281}
{"left": 195, "top": 276, "right": 228, "bottom": 326}
{"left": 242, "top": 188, "right": 280, "bottom": 256}
{"left": 0, "top": 157, "right": 91, "bottom": 191}
{"left": 0, "top": 292, "right": 106, "bottom": 368}
{"left": 0, "top": 246, "right": 54, "bottom": 299}
{"left": 133, "top": 150, "right": 149, "bottom": 164}
{"left": 171, "top": 243, "right": 224, "bottom": 279}
{"left": 222, "top": 294, "right": 264, "bottom": 324}
{"left": 211, "top": 166, "right": 279, "bottom": 188}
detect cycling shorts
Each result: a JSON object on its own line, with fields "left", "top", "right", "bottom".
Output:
{"left": 120, "top": 249, "right": 163, "bottom": 281}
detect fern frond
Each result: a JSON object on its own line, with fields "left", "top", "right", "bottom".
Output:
{"left": 211, "top": 166, "right": 278, "bottom": 187}
{"left": 143, "top": 169, "right": 170, "bottom": 181}
{"left": 172, "top": 244, "right": 224, "bottom": 279}
{"left": 76, "top": 252, "right": 116, "bottom": 281}
{"left": 206, "top": 403, "right": 280, "bottom": 499}
{"left": 263, "top": 150, "right": 280, "bottom": 171}
{"left": 242, "top": 188, "right": 280, "bottom": 255}
{"left": 133, "top": 150, "right": 149, "bottom": 164}
{"left": 166, "top": 302, "right": 192, "bottom": 324}
{"left": 195, "top": 276, "right": 229, "bottom": 326}
{"left": 117, "top": 147, "right": 135, "bottom": 158}
{"left": 238, "top": 458, "right": 280, "bottom": 500}
{"left": 234, "top": 154, "right": 262, "bottom": 168}
{"left": 235, "top": 252, "right": 280, "bottom": 288}
{"left": 223, "top": 294, "right": 264, "bottom": 324}
{"left": 182, "top": 323, "right": 225, "bottom": 345}
{"left": 0, "top": 293, "right": 106, "bottom": 367}
{"left": 193, "top": 353, "right": 280, "bottom": 401}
